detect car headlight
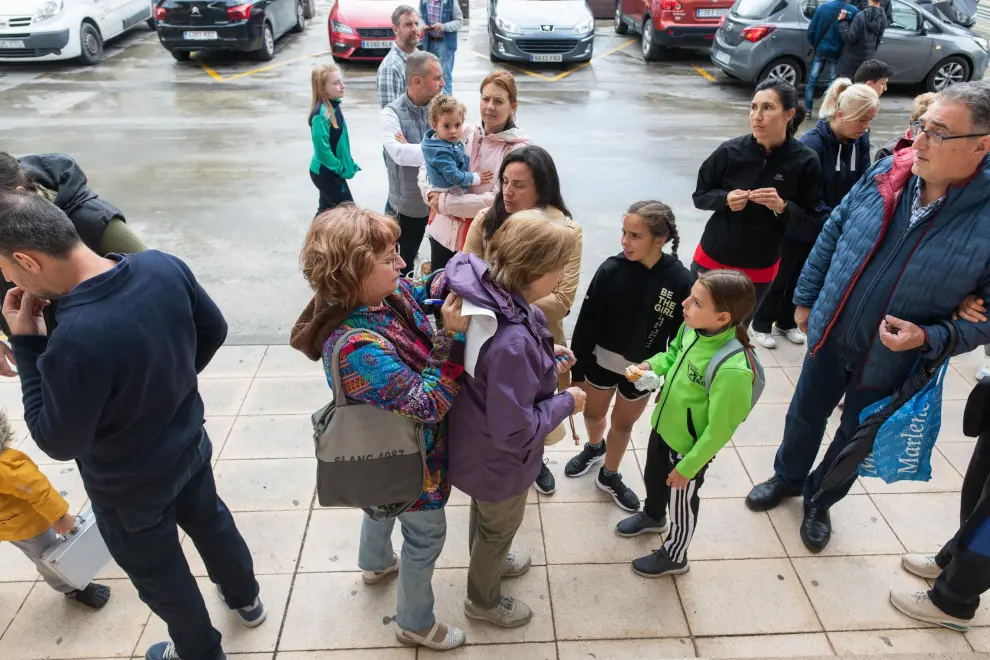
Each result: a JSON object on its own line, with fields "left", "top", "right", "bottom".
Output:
{"left": 331, "top": 20, "right": 354, "bottom": 35}
{"left": 33, "top": 0, "right": 63, "bottom": 23}
{"left": 495, "top": 16, "right": 523, "bottom": 34}
{"left": 572, "top": 16, "right": 594, "bottom": 34}
{"left": 974, "top": 36, "right": 989, "bottom": 51}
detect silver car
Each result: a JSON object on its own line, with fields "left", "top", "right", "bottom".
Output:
{"left": 710, "top": 0, "right": 989, "bottom": 91}
{"left": 488, "top": 0, "right": 596, "bottom": 63}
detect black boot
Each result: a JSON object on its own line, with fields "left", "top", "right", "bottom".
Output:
{"left": 800, "top": 502, "right": 832, "bottom": 552}
{"left": 745, "top": 476, "right": 802, "bottom": 511}
{"left": 66, "top": 583, "right": 111, "bottom": 609}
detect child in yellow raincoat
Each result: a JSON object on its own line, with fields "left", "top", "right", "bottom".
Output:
{"left": 0, "top": 410, "right": 110, "bottom": 608}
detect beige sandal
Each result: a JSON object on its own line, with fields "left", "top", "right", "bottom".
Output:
{"left": 361, "top": 553, "right": 398, "bottom": 585}
{"left": 396, "top": 621, "right": 465, "bottom": 651}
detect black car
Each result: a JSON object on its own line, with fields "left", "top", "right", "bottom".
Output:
{"left": 155, "top": 0, "right": 305, "bottom": 62}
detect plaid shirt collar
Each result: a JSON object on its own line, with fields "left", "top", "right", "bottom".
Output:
{"left": 909, "top": 179, "right": 946, "bottom": 228}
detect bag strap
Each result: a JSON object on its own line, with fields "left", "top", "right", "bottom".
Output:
{"left": 704, "top": 337, "right": 759, "bottom": 393}
{"left": 329, "top": 328, "right": 386, "bottom": 407}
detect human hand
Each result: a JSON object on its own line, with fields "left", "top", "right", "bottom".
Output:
{"left": 395, "top": 132, "right": 408, "bottom": 144}
{"left": 666, "top": 467, "right": 690, "bottom": 490}
{"left": 480, "top": 170, "right": 494, "bottom": 185}
{"left": 878, "top": 315, "right": 926, "bottom": 352}
{"left": 52, "top": 513, "right": 76, "bottom": 535}
{"left": 0, "top": 342, "right": 16, "bottom": 377}
{"left": 954, "top": 295, "right": 987, "bottom": 323}
{"left": 839, "top": 9, "right": 848, "bottom": 19}
{"left": 554, "top": 345, "right": 576, "bottom": 374}
{"left": 441, "top": 293, "right": 469, "bottom": 334}
{"left": 2, "top": 288, "right": 48, "bottom": 337}
{"left": 428, "top": 192, "right": 440, "bottom": 212}
{"left": 726, "top": 189, "right": 750, "bottom": 212}
{"left": 795, "top": 306, "right": 811, "bottom": 334}
{"left": 430, "top": 23, "right": 445, "bottom": 32}
{"left": 749, "top": 188, "right": 787, "bottom": 213}
{"left": 566, "top": 386, "right": 587, "bottom": 414}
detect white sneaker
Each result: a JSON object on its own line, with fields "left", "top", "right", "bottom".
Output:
{"left": 464, "top": 596, "right": 533, "bottom": 628}
{"left": 902, "top": 553, "right": 942, "bottom": 579}
{"left": 977, "top": 357, "right": 990, "bottom": 381}
{"left": 784, "top": 328, "right": 807, "bottom": 345}
{"left": 752, "top": 331, "right": 777, "bottom": 349}
{"left": 889, "top": 590, "right": 971, "bottom": 631}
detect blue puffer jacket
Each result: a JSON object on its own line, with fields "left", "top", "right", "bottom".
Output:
{"left": 794, "top": 148, "right": 990, "bottom": 389}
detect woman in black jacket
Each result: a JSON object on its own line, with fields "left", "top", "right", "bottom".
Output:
{"left": 0, "top": 153, "right": 147, "bottom": 374}
{"left": 564, "top": 201, "right": 694, "bottom": 512}
{"left": 692, "top": 80, "right": 823, "bottom": 326}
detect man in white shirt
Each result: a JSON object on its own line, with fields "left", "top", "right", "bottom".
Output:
{"left": 380, "top": 51, "right": 444, "bottom": 271}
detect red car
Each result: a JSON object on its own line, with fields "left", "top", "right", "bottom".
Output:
{"left": 615, "top": 0, "right": 734, "bottom": 60}
{"left": 329, "top": 0, "right": 407, "bottom": 61}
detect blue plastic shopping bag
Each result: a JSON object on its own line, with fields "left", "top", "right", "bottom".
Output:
{"left": 857, "top": 360, "right": 949, "bottom": 484}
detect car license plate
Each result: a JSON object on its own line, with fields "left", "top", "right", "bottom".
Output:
{"left": 713, "top": 49, "right": 731, "bottom": 65}
{"left": 697, "top": 7, "right": 729, "bottom": 17}
{"left": 183, "top": 31, "right": 218, "bottom": 40}
{"left": 362, "top": 40, "right": 392, "bottom": 48}
{"left": 531, "top": 54, "right": 563, "bottom": 63}
{"left": 0, "top": 39, "right": 26, "bottom": 48}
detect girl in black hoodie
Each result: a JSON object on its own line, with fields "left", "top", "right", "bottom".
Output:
{"left": 564, "top": 201, "right": 694, "bottom": 512}
{"left": 692, "top": 80, "right": 822, "bottom": 325}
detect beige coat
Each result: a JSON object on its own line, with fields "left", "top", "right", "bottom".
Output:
{"left": 462, "top": 205, "right": 583, "bottom": 391}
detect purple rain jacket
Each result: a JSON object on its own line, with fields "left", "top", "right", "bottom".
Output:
{"left": 445, "top": 253, "right": 575, "bottom": 502}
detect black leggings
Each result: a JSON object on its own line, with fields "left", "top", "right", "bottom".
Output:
{"left": 310, "top": 166, "right": 353, "bottom": 215}
{"left": 752, "top": 237, "right": 815, "bottom": 334}
{"left": 429, "top": 237, "right": 456, "bottom": 273}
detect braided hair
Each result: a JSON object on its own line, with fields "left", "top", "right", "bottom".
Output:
{"left": 626, "top": 200, "right": 679, "bottom": 257}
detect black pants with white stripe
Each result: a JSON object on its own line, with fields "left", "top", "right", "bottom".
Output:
{"left": 643, "top": 429, "right": 711, "bottom": 563}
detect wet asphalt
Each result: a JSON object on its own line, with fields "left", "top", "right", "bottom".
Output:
{"left": 0, "top": 0, "right": 945, "bottom": 343}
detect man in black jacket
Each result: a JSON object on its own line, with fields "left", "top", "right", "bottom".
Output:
{"left": 0, "top": 192, "right": 262, "bottom": 660}
{"left": 837, "top": 0, "right": 890, "bottom": 78}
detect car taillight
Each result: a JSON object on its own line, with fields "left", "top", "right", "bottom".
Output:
{"left": 660, "top": 0, "right": 682, "bottom": 10}
{"left": 154, "top": 6, "right": 166, "bottom": 19}
{"left": 227, "top": 3, "right": 252, "bottom": 20}
{"left": 741, "top": 25, "right": 775, "bottom": 42}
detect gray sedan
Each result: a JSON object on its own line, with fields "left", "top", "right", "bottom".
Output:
{"left": 710, "top": 0, "right": 989, "bottom": 92}
{"left": 488, "top": 0, "right": 596, "bottom": 63}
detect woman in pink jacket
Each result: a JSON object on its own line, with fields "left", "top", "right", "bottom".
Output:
{"left": 419, "top": 70, "right": 530, "bottom": 273}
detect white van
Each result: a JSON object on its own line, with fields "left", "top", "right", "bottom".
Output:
{"left": 0, "top": 0, "right": 154, "bottom": 64}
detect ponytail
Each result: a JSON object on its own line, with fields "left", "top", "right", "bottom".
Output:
{"left": 735, "top": 324, "right": 753, "bottom": 349}
{"left": 819, "top": 78, "right": 879, "bottom": 123}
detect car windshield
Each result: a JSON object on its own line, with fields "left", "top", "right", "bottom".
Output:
{"left": 733, "top": 0, "right": 784, "bottom": 18}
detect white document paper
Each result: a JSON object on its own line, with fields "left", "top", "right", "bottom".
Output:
{"left": 461, "top": 299, "right": 498, "bottom": 377}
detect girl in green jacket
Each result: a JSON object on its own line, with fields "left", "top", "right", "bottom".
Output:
{"left": 619, "top": 269, "right": 758, "bottom": 578}
{"left": 309, "top": 63, "right": 360, "bottom": 215}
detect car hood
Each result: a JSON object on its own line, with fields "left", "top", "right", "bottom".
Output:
{"left": 334, "top": 0, "right": 406, "bottom": 25}
{"left": 496, "top": 0, "right": 592, "bottom": 29}
{"left": 0, "top": 0, "right": 46, "bottom": 17}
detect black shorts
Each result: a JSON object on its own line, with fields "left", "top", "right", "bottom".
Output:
{"left": 582, "top": 360, "right": 651, "bottom": 402}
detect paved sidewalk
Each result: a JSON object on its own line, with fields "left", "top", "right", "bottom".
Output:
{"left": 2, "top": 342, "right": 990, "bottom": 659}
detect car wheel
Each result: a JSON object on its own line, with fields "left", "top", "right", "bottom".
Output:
{"left": 170, "top": 49, "right": 191, "bottom": 61}
{"left": 77, "top": 21, "right": 104, "bottom": 65}
{"left": 255, "top": 22, "right": 275, "bottom": 61}
{"left": 615, "top": 0, "right": 629, "bottom": 34}
{"left": 926, "top": 56, "right": 970, "bottom": 92}
{"left": 641, "top": 16, "right": 665, "bottom": 61}
{"left": 291, "top": 0, "right": 305, "bottom": 33}
{"left": 303, "top": 0, "right": 315, "bottom": 19}
{"left": 758, "top": 57, "right": 802, "bottom": 85}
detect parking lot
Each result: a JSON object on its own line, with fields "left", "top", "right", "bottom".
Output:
{"left": 0, "top": 0, "right": 950, "bottom": 343}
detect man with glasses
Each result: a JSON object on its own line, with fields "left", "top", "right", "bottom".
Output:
{"left": 745, "top": 83, "right": 990, "bottom": 574}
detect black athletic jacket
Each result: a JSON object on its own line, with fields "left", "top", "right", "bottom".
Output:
{"left": 693, "top": 134, "right": 822, "bottom": 277}
{"left": 570, "top": 253, "right": 694, "bottom": 382}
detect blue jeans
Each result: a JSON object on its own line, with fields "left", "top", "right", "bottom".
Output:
{"left": 425, "top": 37, "right": 455, "bottom": 95}
{"left": 773, "top": 339, "right": 894, "bottom": 509}
{"left": 805, "top": 54, "right": 837, "bottom": 111}
{"left": 92, "top": 433, "right": 258, "bottom": 660}
{"left": 358, "top": 507, "right": 447, "bottom": 632}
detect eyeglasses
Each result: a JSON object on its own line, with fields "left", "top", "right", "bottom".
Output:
{"left": 378, "top": 243, "right": 400, "bottom": 268}
{"left": 909, "top": 121, "right": 989, "bottom": 148}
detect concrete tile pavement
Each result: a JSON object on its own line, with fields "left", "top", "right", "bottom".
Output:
{"left": 3, "top": 343, "right": 990, "bottom": 658}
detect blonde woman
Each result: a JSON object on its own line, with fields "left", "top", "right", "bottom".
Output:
{"left": 752, "top": 79, "right": 878, "bottom": 348}
{"left": 309, "top": 63, "right": 360, "bottom": 214}
{"left": 875, "top": 92, "right": 936, "bottom": 162}
{"left": 445, "top": 210, "right": 586, "bottom": 628}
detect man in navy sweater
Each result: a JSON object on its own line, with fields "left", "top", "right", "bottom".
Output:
{"left": 0, "top": 192, "right": 262, "bottom": 660}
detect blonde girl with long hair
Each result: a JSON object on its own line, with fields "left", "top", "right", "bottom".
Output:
{"left": 308, "top": 63, "right": 360, "bottom": 215}
{"left": 751, "top": 78, "right": 879, "bottom": 349}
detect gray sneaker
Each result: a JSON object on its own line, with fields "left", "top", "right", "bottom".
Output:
{"left": 464, "top": 596, "right": 533, "bottom": 628}
{"left": 216, "top": 585, "right": 267, "bottom": 628}
{"left": 502, "top": 551, "right": 531, "bottom": 578}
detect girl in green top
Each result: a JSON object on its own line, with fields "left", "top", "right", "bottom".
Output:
{"left": 618, "top": 269, "right": 758, "bottom": 578}
{"left": 309, "top": 63, "right": 360, "bottom": 215}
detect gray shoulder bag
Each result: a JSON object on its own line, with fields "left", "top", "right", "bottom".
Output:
{"left": 312, "top": 328, "right": 428, "bottom": 519}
